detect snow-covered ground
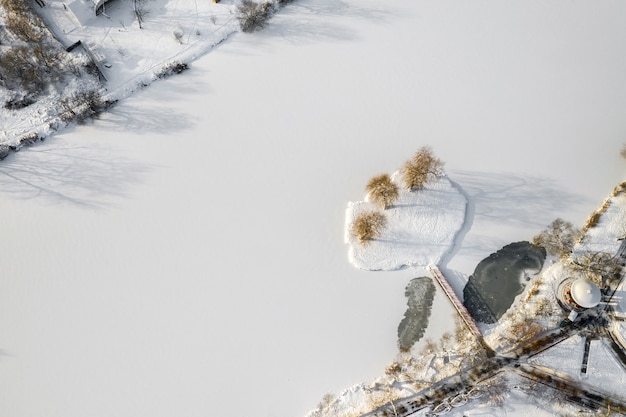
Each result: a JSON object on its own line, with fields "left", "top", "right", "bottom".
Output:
{"left": 1, "top": 1, "right": 626, "bottom": 417}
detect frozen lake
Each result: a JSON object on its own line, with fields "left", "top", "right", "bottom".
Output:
{"left": 1, "top": 1, "right": 625, "bottom": 417}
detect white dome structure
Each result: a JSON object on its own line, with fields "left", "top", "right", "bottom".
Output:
{"left": 570, "top": 278, "right": 602, "bottom": 308}
{"left": 556, "top": 277, "right": 602, "bottom": 312}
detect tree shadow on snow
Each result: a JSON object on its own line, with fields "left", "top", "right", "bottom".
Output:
{"left": 447, "top": 170, "right": 592, "bottom": 260}
{"left": 96, "top": 102, "right": 198, "bottom": 134}
{"left": 453, "top": 170, "right": 591, "bottom": 227}
{"left": 0, "top": 144, "right": 152, "bottom": 208}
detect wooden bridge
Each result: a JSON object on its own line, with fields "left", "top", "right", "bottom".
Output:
{"left": 428, "top": 264, "right": 487, "bottom": 348}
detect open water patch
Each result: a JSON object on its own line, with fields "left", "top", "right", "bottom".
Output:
{"left": 397, "top": 277, "right": 436, "bottom": 351}
{"left": 463, "top": 241, "right": 546, "bottom": 324}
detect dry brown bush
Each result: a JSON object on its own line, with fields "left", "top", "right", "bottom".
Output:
{"left": 400, "top": 147, "right": 444, "bottom": 190}
{"left": 5, "top": 13, "right": 43, "bottom": 42}
{"left": 352, "top": 210, "right": 386, "bottom": 243}
{"left": 612, "top": 181, "right": 626, "bottom": 196}
{"left": 316, "top": 393, "right": 336, "bottom": 410}
{"left": 583, "top": 211, "right": 601, "bottom": 231}
{"left": 533, "top": 297, "right": 554, "bottom": 317}
{"left": 366, "top": 174, "right": 399, "bottom": 209}
{"left": 384, "top": 362, "right": 402, "bottom": 378}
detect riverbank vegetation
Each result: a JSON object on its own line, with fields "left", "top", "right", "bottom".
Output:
{"left": 0, "top": 0, "right": 91, "bottom": 106}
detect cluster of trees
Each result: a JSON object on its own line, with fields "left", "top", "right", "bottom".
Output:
{"left": 0, "top": 0, "right": 77, "bottom": 106}
{"left": 351, "top": 147, "right": 444, "bottom": 245}
{"left": 533, "top": 218, "right": 624, "bottom": 287}
{"left": 58, "top": 90, "right": 107, "bottom": 122}
{"left": 532, "top": 218, "right": 580, "bottom": 259}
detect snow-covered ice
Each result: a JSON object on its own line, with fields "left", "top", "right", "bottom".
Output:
{"left": 1, "top": 1, "right": 626, "bottom": 417}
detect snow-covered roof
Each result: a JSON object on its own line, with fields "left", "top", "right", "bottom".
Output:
{"left": 570, "top": 279, "right": 601, "bottom": 308}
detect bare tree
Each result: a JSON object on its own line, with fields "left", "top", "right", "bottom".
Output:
{"left": 569, "top": 251, "right": 623, "bottom": 286}
{"left": 532, "top": 218, "right": 580, "bottom": 258}
{"left": 134, "top": 0, "right": 150, "bottom": 29}
{"left": 483, "top": 376, "right": 510, "bottom": 407}
{"left": 400, "top": 147, "right": 444, "bottom": 190}
{"left": 351, "top": 210, "right": 387, "bottom": 244}
{"left": 366, "top": 174, "right": 399, "bottom": 209}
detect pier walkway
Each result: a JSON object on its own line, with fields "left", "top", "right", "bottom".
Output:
{"left": 428, "top": 264, "right": 483, "bottom": 343}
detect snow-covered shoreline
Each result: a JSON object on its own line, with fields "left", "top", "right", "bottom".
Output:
{"left": 0, "top": 0, "right": 292, "bottom": 150}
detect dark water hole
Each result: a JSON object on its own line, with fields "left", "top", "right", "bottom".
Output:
{"left": 397, "top": 277, "right": 436, "bottom": 351}
{"left": 463, "top": 241, "right": 546, "bottom": 324}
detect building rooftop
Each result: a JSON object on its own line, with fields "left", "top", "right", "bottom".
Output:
{"left": 570, "top": 279, "right": 601, "bottom": 309}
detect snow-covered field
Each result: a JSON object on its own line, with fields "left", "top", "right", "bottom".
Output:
{"left": 1, "top": 1, "right": 626, "bottom": 417}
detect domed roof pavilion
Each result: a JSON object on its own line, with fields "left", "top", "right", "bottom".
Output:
{"left": 556, "top": 277, "right": 602, "bottom": 312}
{"left": 570, "top": 278, "right": 602, "bottom": 309}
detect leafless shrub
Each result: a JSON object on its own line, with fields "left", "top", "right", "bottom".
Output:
{"left": 17, "top": 132, "right": 40, "bottom": 146}
{"left": 4, "top": 93, "right": 36, "bottom": 110}
{"left": 523, "top": 282, "right": 540, "bottom": 302}
{"left": 569, "top": 251, "right": 623, "bottom": 286}
{"left": 483, "top": 376, "right": 510, "bottom": 407}
{"left": 612, "top": 181, "right": 626, "bottom": 196}
{"left": 533, "top": 297, "right": 554, "bottom": 317}
{"left": 583, "top": 211, "right": 602, "bottom": 231}
{"left": 0, "top": 0, "right": 77, "bottom": 99}
{"left": 366, "top": 174, "right": 399, "bottom": 209}
{"left": 385, "top": 362, "right": 402, "bottom": 378}
{"left": 316, "top": 393, "right": 336, "bottom": 410}
{"left": 502, "top": 314, "right": 543, "bottom": 347}
{"left": 621, "top": 144, "right": 626, "bottom": 160}
{"left": 419, "top": 338, "right": 438, "bottom": 355}
{"left": 351, "top": 210, "right": 386, "bottom": 243}
{"left": 0, "top": 45, "right": 47, "bottom": 94}
{"left": 58, "top": 90, "right": 103, "bottom": 122}
{"left": 532, "top": 218, "right": 580, "bottom": 259}
{"left": 5, "top": 13, "right": 44, "bottom": 42}
{"left": 365, "top": 385, "right": 401, "bottom": 417}
{"left": 237, "top": 0, "right": 274, "bottom": 33}
{"left": 133, "top": 0, "right": 151, "bottom": 29}
{"left": 156, "top": 61, "right": 188, "bottom": 79}
{"left": 400, "top": 147, "right": 444, "bottom": 190}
